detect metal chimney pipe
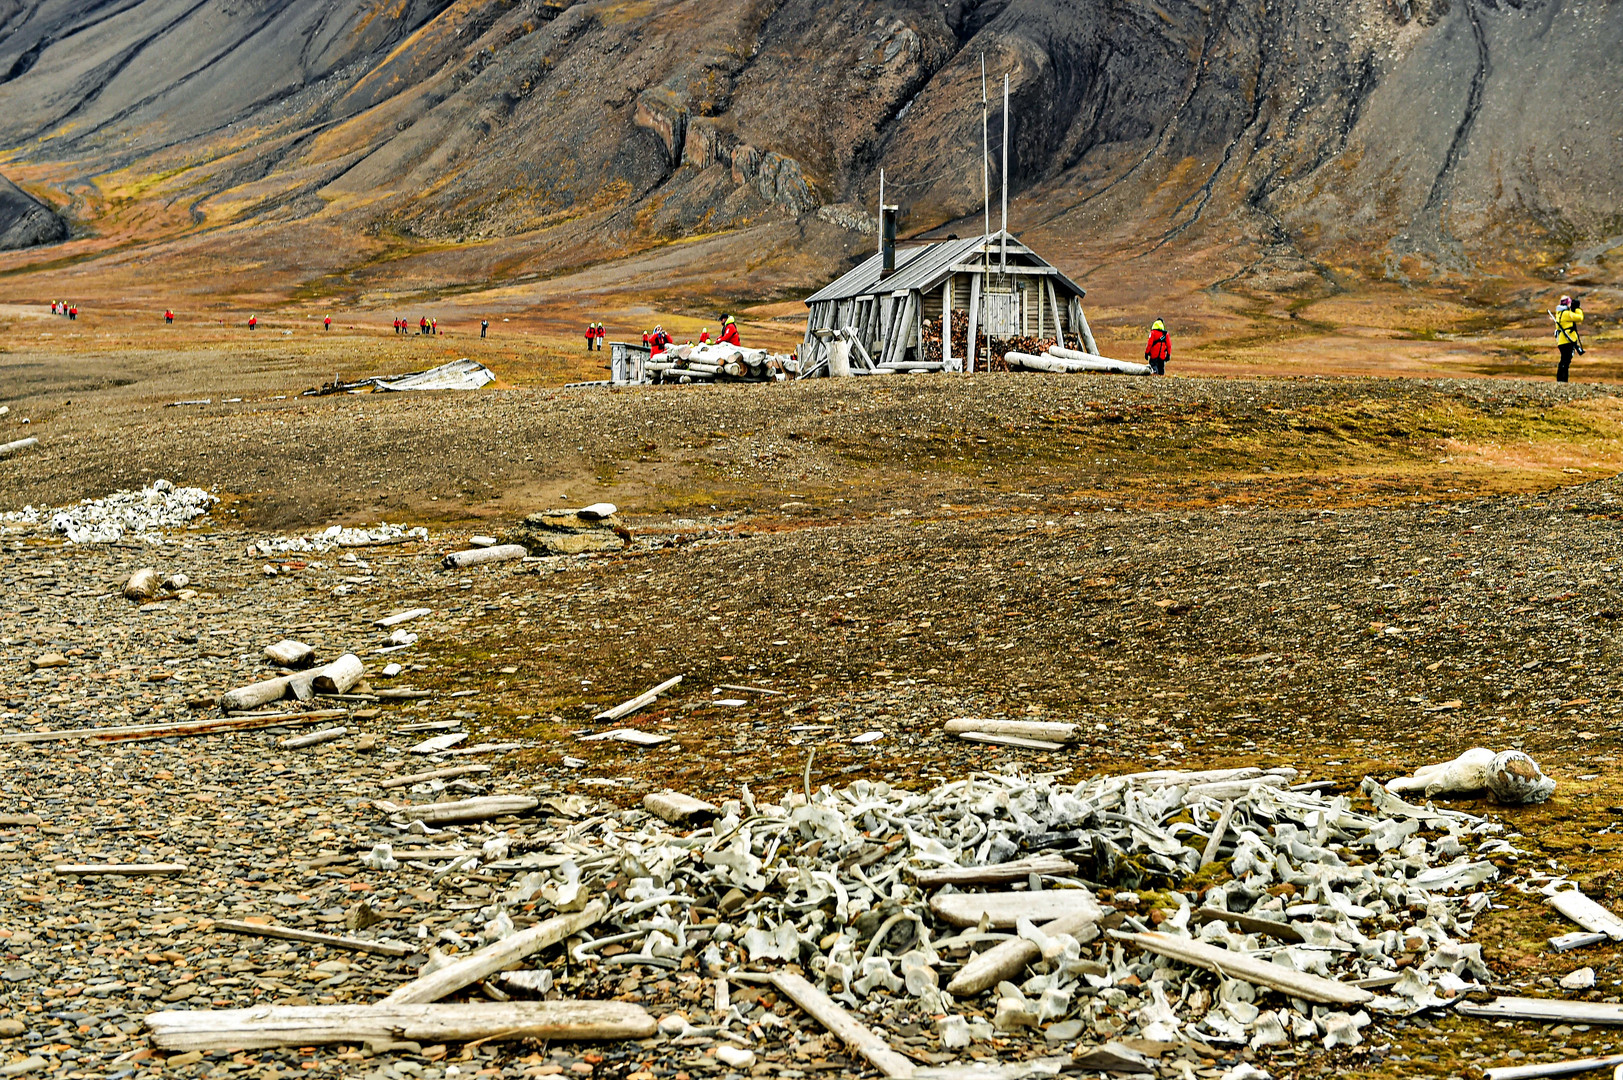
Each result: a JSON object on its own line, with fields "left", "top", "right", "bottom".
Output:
{"left": 880, "top": 206, "right": 897, "bottom": 278}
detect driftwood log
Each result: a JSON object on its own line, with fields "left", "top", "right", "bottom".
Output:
{"left": 145, "top": 1001, "right": 657, "bottom": 1051}
{"left": 946, "top": 909, "right": 1101, "bottom": 996}
{"left": 941, "top": 719, "right": 1077, "bottom": 742}
{"left": 442, "top": 544, "right": 526, "bottom": 569}
{"left": 383, "top": 902, "right": 606, "bottom": 1005}
{"left": 209, "top": 919, "right": 412, "bottom": 957}
{"left": 1112, "top": 930, "right": 1373, "bottom": 1006}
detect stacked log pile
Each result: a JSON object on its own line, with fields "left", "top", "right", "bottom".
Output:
{"left": 648, "top": 344, "right": 787, "bottom": 384}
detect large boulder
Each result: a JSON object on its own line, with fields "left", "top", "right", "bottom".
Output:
{"left": 503, "top": 503, "right": 627, "bottom": 555}
{"left": 0, "top": 175, "right": 67, "bottom": 251}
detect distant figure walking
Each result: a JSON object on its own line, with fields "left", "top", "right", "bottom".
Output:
{"left": 718, "top": 316, "right": 740, "bottom": 346}
{"left": 481, "top": 319, "right": 489, "bottom": 339}
{"left": 594, "top": 322, "right": 605, "bottom": 350}
{"left": 585, "top": 323, "right": 595, "bottom": 351}
{"left": 164, "top": 309, "right": 174, "bottom": 324}
{"left": 248, "top": 315, "right": 257, "bottom": 331}
{"left": 324, "top": 315, "right": 332, "bottom": 331}
{"left": 68, "top": 305, "right": 77, "bottom": 320}
{"left": 430, "top": 317, "right": 438, "bottom": 336}
{"left": 419, "top": 316, "right": 429, "bottom": 336}
{"left": 1553, "top": 295, "right": 1585, "bottom": 383}
{"left": 1144, "top": 319, "right": 1170, "bottom": 375}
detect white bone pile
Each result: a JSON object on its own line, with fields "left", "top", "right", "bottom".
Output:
{"left": 248, "top": 522, "right": 428, "bottom": 555}
{"left": 376, "top": 764, "right": 1514, "bottom": 1063}
{"left": 0, "top": 478, "right": 217, "bottom": 543}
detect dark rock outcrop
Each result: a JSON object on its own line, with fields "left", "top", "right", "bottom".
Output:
{"left": 0, "top": 0, "right": 1614, "bottom": 292}
{"left": 0, "top": 175, "right": 66, "bottom": 250}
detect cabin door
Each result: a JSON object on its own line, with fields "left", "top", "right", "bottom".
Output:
{"left": 982, "top": 291, "right": 1020, "bottom": 337}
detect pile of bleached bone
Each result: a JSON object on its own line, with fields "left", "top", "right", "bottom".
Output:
{"left": 0, "top": 478, "right": 217, "bottom": 543}
{"left": 367, "top": 764, "right": 1509, "bottom": 1065}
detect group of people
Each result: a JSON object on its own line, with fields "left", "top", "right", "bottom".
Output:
{"left": 584, "top": 322, "right": 605, "bottom": 350}
{"left": 395, "top": 317, "right": 439, "bottom": 335}
{"left": 49, "top": 301, "right": 78, "bottom": 319}
{"left": 630, "top": 315, "right": 740, "bottom": 357}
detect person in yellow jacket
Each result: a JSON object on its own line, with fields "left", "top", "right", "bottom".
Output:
{"left": 1553, "top": 295, "right": 1584, "bottom": 383}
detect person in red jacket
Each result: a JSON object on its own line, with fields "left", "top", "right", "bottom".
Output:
{"left": 248, "top": 315, "right": 257, "bottom": 331}
{"left": 585, "top": 323, "right": 596, "bottom": 351}
{"left": 164, "top": 309, "right": 174, "bottom": 324}
{"left": 1143, "top": 319, "right": 1169, "bottom": 375}
{"left": 718, "top": 315, "right": 740, "bottom": 346}
{"left": 698, "top": 327, "right": 711, "bottom": 344}
{"left": 324, "top": 315, "right": 332, "bottom": 331}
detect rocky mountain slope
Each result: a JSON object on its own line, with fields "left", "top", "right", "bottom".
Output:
{"left": 0, "top": 174, "right": 67, "bottom": 250}
{"left": 0, "top": 0, "right": 1615, "bottom": 305}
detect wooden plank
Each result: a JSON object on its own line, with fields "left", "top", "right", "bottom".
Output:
{"left": 409, "top": 732, "right": 468, "bottom": 753}
{"left": 1548, "top": 890, "right": 1623, "bottom": 940}
{"left": 1483, "top": 1054, "right": 1623, "bottom": 1080}
{"left": 1074, "top": 298, "right": 1100, "bottom": 355}
{"left": 941, "top": 276, "right": 954, "bottom": 371}
{"left": 374, "top": 796, "right": 538, "bottom": 825}
{"left": 1457, "top": 997, "right": 1623, "bottom": 1026}
{"left": 766, "top": 970, "right": 915, "bottom": 1078}
{"left": 375, "top": 608, "right": 432, "bottom": 628}
{"left": 966, "top": 273, "right": 981, "bottom": 372}
{"left": 1190, "top": 907, "right": 1305, "bottom": 943}
{"left": 930, "top": 891, "right": 1101, "bottom": 929}
{"left": 595, "top": 675, "right": 683, "bottom": 722}
{"left": 55, "top": 863, "right": 187, "bottom": 876}
{"left": 383, "top": 902, "right": 605, "bottom": 1005}
{"left": 210, "top": 919, "right": 413, "bottom": 957}
{"left": 945, "top": 910, "right": 1098, "bottom": 996}
{"left": 380, "top": 765, "right": 492, "bottom": 790}
{"left": 1111, "top": 930, "right": 1372, "bottom": 1006}
{"left": 956, "top": 732, "right": 1066, "bottom": 751}
{"left": 909, "top": 855, "right": 1077, "bottom": 888}
{"left": 941, "top": 719, "right": 1078, "bottom": 741}
{"left": 144, "top": 1001, "right": 657, "bottom": 1052}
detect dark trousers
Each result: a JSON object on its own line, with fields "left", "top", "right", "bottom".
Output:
{"left": 1558, "top": 343, "right": 1576, "bottom": 382}
{"left": 1148, "top": 357, "right": 1165, "bottom": 375}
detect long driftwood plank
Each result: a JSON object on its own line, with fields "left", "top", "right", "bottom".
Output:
{"left": 910, "top": 855, "right": 1077, "bottom": 888}
{"left": 145, "top": 1001, "right": 657, "bottom": 1051}
{"left": 55, "top": 863, "right": 187, "bottom": 876}
{"left": 946, "top": 910, "right": 1100, "bottom": 997}
{"left": 1483, "top": 1054, "right": 1623, "bottom": 1080}
{"left": 595, "top": 675, "right": 683, "bottom": 722}
{"left": 374, "top": 796, "right": 538, "bottom": 825}
{"left": 1112, "top": 931, "right": 1372, "bottom": 1007}
{"left": 930, "top": 891, "right": 1101, "bottom": 929}
{"left": 383, "top": 902, "right": 605, "bottom": 1005}
{"left": 210, "top": 919, "right": 413, "bottom": 957}
{"left": 380, "top": 765, "right": 492, "bottom": 790}
{"left": 1457, "top": 997, "right": 1623, "bottom": 1025}
{"left": 766, "top": 970, "right": 915, "bottom": 1078}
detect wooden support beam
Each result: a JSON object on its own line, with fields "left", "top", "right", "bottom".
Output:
{"left": 941, "top": 276, "right": 954, "bottom": 372}
{"left": 966, "top": 273, "right": 981, "bottom": 373}
{"left": 145, "top": 1001, "right": 657, "bottom": 1052}
{"left": 1046, "top": 278, "right": 1065, "bottom": 342}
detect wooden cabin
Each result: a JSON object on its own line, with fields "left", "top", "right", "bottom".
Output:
{"left": 801, "top": 230, "right": 1098, "bottom": 372}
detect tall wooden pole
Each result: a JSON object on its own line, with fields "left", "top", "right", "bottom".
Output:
{"left": 1001, "top": 74, "right": 1009, "bottom": 274}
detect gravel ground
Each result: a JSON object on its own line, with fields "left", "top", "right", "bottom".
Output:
{"left": 3, "top": 369, "right": 1623, "bottom": 1079}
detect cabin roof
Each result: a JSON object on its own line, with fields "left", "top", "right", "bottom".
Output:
{"left": 804, "top": 231, "right": 1085, "bottom": 305}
